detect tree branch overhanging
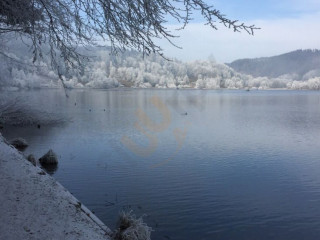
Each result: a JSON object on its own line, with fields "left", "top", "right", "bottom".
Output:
{"left": 0, "top": 0, "right": 260, "bottom": 73}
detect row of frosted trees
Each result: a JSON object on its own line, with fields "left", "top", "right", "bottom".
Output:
{"left": 1, "top": 44, "right": 320, "bottom": 90}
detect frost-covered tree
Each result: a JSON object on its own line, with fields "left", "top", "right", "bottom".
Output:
{"left": 0, "top": 0, "right": 259, "bottom": 75}
{"left": 2, "top": 44, "right": 320, "bottom": 90}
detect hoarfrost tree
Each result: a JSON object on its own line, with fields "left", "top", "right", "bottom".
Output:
{"left": 0, "top": 0, "right": 259, "bottom": 77}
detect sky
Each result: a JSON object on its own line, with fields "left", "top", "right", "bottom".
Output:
{"left": 158, "top": 0, "right": 320, "bottom": 63}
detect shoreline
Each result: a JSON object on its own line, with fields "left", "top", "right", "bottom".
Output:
{"left": 1, "top": 86, "right": 319, "bottom": 92}
{"left": 0, "top": 134, "right": 112, "bottom": 239}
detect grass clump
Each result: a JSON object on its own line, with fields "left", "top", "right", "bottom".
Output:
{"left": 113, "top": 211, "right": 152, "bottom": 240}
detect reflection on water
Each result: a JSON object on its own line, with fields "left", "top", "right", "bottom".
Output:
{"left": 40, "top": 163, "right": 59, "bottom": 175}
{"left": 2, "top": 89, "right": 320, "bottom": 240}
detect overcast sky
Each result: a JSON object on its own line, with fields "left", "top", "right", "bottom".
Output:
{"left": 158, "top": 0, "right": 320, "bottom": 63}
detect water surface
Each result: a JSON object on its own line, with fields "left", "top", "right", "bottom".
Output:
{"left": 2, "top": 89, "right": 320, "bottom": 240}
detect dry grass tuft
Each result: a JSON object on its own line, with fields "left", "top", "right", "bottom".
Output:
{"left": 113, "top": 211, "right": 152, "bottom": 240}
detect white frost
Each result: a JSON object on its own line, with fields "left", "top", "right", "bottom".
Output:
{"left": 1, "top": 39, "right": 320, "bottom": 90}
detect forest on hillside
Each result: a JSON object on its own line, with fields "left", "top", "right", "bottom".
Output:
{"left": 1, "top": 40, "right": 320, "bottom": 90}
{"left": 227, "top": 49, "right": 320, "bottom": 80}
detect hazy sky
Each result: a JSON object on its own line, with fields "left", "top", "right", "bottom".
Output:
{"left": 158, "top": 0, "right": 320, "bottom": 63}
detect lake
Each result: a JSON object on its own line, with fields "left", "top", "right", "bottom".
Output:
{"left": 2, "top": 89, "right": 320, "bottom": 240}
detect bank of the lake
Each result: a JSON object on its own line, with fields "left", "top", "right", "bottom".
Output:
{"left": 0, "top": 134, "right": 112, "bottom": 240}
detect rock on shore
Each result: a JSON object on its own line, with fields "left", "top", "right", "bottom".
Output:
{"left": 39, "top": 149, "right": 58, "bottom": 165}
{"left": 10, "top": 138, "right": 28, "bottom": 150}
{"left": 27, "top": 154, "right": 36, "bottom": 166}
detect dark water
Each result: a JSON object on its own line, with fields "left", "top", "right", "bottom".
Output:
{"left": 2, "top": 89, "right": 320, "bottom": 240}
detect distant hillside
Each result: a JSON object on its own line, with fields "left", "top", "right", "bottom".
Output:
{"left": 227, "top": 49, "right": 320, "bottom": 80}
{"left": 1, "top": 41, "right": 320, "bottom": 90}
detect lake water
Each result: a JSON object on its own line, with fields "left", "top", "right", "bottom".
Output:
{"left": 2, "top": 89, "right": 320, "bottom": 240}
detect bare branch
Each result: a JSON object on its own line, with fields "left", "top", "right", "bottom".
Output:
{"left": 0, "top": 0, "right": 259, "bottom": 77}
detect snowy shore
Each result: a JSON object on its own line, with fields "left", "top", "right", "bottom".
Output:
{"left": 0, "top": 134, "right": 112, "bottom": 240}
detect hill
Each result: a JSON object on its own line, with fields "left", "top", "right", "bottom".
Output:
{"left": 227, "top": 49, "right": 320, "bottom": 80}
{"left": 1, "top": 40, "right": 320, "bottom": 90}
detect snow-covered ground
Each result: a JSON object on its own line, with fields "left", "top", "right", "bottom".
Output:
{"left": 0, "top": 134, "right": 112, "bottom": 240}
